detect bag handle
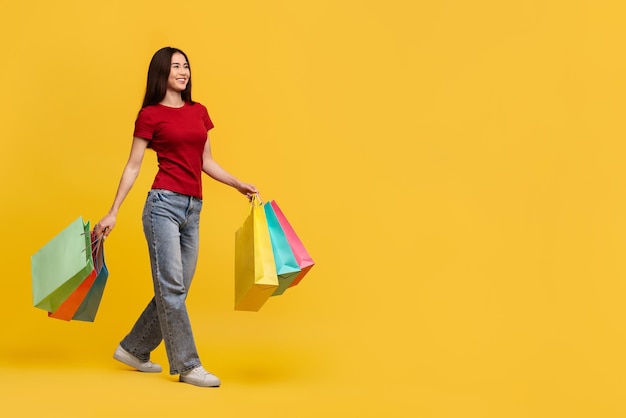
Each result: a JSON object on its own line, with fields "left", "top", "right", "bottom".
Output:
{"left": 250, "top": 193, "right": 263, "bottom": 205}
{"left": 242, "top": 193, "right": 264, "bottom": 217}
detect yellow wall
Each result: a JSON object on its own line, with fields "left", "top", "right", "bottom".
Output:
{"left": 2, "top": 1, "right": 626, "bottom": 417}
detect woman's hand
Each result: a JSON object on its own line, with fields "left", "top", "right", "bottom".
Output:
{"left": 236, "top": 181, "right": 258, "bottom": 200}
{"left": 94, "top": 214, "right": 116, "bottom": 240}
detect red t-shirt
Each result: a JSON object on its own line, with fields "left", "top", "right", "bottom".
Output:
{"left": 134, "top": 102, "right": 214, "bottom": 199}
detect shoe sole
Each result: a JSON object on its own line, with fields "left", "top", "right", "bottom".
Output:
{"left": 179, "top": 377, "right": 221, "bottom": 387}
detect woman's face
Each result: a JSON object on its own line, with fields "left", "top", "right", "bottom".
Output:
{"left": 167, "top": 52, "right": 190, "bottom": 93}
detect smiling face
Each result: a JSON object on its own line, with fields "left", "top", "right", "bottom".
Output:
{"left": 166, "top": 52, "right": 190, "bottom": 93}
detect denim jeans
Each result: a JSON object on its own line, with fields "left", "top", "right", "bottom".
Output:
{"left": 120, "top": 189, "right": 203, "bottom": 375}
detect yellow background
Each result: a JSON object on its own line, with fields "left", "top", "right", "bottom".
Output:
{"left": 1, "top": 0, "right": 626, "bottom": 417}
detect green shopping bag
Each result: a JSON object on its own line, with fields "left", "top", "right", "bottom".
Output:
{"left": 264, "top": 203, "right": 301, "bottom": 296}
{"left": 48, "top": 232, "right": 109, "bottom": 322}
{"left": 31, "top": 217, "right": 95, "bottom": 313}
{"left": 270, "top": 201, "right": 315, "bottom": 288}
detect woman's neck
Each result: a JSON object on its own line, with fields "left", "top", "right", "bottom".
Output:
{"left": 160, "top": 91, "right": 185, "bottom": 108}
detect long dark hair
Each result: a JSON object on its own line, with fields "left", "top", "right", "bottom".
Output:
{"left": 141, "top": 47, "right": 194, "bottom": 108}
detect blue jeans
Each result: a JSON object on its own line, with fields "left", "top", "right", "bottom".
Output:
{"left": 120, "top": 189, "right": 203, "bottom": 375}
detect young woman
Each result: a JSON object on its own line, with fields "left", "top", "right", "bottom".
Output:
{"left": 95, "top": 47, "right": 257, "bottom": 387}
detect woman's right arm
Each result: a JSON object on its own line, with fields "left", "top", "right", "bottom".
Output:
{"left": 95, "top": 136, "right": 149, "bottom": 239}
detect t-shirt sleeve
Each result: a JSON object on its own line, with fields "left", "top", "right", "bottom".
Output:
{"left": 133, "top": 108, "right": 156, "bottom": 140}
{"left": 201, "top": 105, "right": 214, "bottom": 131}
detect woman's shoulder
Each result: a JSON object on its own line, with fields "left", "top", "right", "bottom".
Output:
{"left": 138, "top": 104, "right": 160, "bottom": 116}
{"left": 188, "top": 101, "right": 210, "bottom": 116}
{"left": 189, "top": 101, "right": 207, "bottom": 110}
{"left": 138, "top": 102, "right": 208, "bottom": 116}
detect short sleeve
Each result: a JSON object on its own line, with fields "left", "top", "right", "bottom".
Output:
{"left": 201, "top": 105, "right": 214, "bottom": 131}
{"left": 133, "top": 108, "right": 156, "bottom": 140}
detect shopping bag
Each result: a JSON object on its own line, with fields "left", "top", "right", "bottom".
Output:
{"left": 269, "top": 201, "right": 315, "bottom": 288}
{"left": 48, "top": 233, "right": 107, "bottom": 321}
{"left": 235, "top": 195, "right": 279, "bottom": 311}
{"left": 31, "top": 217, "right": 95, "bottom": 313}
{"left": 72, "top": 237, "right": 109, "bottom": 322}
{"left": 264, "top": 203, "right": 301, "bottom": 296}
{"left": 47, "top": 270, "right": 97, "bottom": 320}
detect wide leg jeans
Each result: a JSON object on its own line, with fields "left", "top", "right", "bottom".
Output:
{"left": 120, "top": 189, "right": 202, "bottom": 375}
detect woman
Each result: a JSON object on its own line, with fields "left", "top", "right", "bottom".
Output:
{"left": 95, "top": 47, "right": 257, "bottom": 387}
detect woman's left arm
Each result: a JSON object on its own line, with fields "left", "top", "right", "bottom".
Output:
{"left": 202, "top": 135, "right": 258, "bottom": 196}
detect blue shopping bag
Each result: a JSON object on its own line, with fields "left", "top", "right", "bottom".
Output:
{"left": 264, "top": 203, "right": 301, "bottom": 296}
{"left": 72, "top": 234, "right": 109, "bottom": 322}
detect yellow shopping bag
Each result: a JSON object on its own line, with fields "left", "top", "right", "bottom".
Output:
{"left": 235, "top": 195, "right": 279, "bottom": 311}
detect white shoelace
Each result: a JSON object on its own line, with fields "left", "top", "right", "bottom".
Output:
{"left": 193, "top": 366, "right": 210, "bottom": 376}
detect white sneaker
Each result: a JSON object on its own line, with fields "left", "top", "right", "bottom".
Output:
{"left": 180, "top": 366, "right": 221, "bottom": 387}
{"left": 113, "top": 345, "right": 162, "bottom": 373}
